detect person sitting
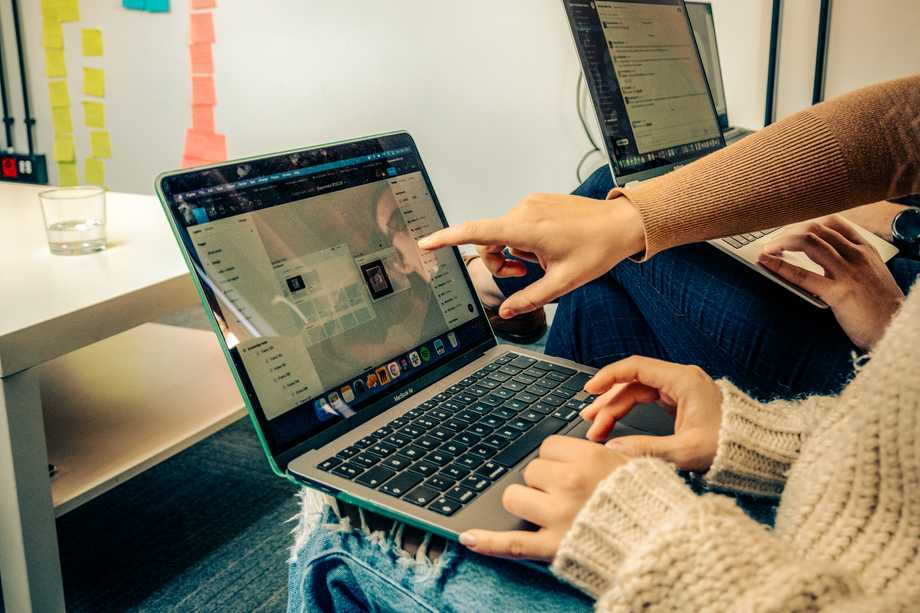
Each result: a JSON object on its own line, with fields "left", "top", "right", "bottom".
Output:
{"left": 287, "top": 75, "right": 920, "bottom": 612}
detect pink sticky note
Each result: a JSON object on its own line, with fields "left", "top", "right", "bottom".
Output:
{"left": 191, "top": 0, "right": 216, "bottom": 8}
{"left": 184, "top": 129, "right": 227, "bottom": 162}
{"left": 182, "top": 155, "right": 210, "bottom": 169}
{"left": 189, "top": 43, "right": 214, "bottom": 74}
{"left": 190, "top": 12, "right": 215, "bottom": 43}
{"left": 191, "top": 75, "right": 216, "bottom": 105}
{"left": 192, "top": 105, "right": 215, "bottom": 132}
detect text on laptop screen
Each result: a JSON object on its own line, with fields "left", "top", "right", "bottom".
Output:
{"left": 160, "top": 136, "right": 485, "bottom": 453}
{"left": 564, "top": 0, "right": 723, "bottom": 179}
{"left": 686, "top": 1, "right": 728, "bottom": 129}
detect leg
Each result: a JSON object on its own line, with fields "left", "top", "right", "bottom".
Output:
{"left": 0, "top": 368, "right": 66, "bottom": 613}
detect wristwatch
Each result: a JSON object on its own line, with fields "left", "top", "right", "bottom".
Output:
{"left": 891, "top": 207, "right": 920, "bottom": 258}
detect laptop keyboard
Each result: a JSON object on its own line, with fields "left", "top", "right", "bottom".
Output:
{"left": 722, "top": 227, "right": 779, "bottom": 249}
{"left": 316, "top": 353, "right": 596, "bottom": 517}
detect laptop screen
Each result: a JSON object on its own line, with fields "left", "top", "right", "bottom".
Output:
{"left": 686, "top": 1, "right": 729, "bottom": 129}
{"left": 563, "top": 0, "right": 724, "bottom": 182}
{"left": 158, "top": 134, "right": 491, "bottom": 456}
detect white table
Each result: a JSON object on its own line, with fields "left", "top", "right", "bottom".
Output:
{"left": 0, "top": 183, "right": 245, "bottom": 613}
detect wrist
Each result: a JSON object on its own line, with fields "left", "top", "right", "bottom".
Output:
{"left": 607, "top": 196, "right": 646, "bottom": 259}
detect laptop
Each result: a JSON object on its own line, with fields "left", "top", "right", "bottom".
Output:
{"left": 562, "top": 0, "right": 898, "bottom": 308}
{"left": 685, "top": 1, "right": 754, "bottom": 144}
{"left": 156, "top": 133, "right": 672, "bottom": 539}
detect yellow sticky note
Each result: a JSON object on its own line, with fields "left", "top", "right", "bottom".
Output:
{"left": 90, "top": 131, "right": 112, "bottom": 158}
{"left": 83, "top": 67, "right": 105, "bottom": 97}
{"left": 83, "top": 101, "right": 105, "bottom": 128}
{"left": 43, "top": 20, "right": 64, "bottom": 48}
{"left": 81, "top": 29, "right": 103, "bottom": 57}
{"left": 85, "top": 158, "right": 105, "bottom": 187}
{"left": 54, "top": 135, "right": 75, "bottom": 162}
{"left": 58, "top": 0, "right": 79, "bottom": 22}
{"left": 52, "top": 107, "right": 73, "bottom": 133}
{"left": 40, "top": 0, "right": 60, "bottom": 20}
{"left": 45, "top": 48, "right": 66, "bottom": 78}
{"left": 49, "top": 80, "right": 70, "bottom": 108}
{"left": 58, "top": 162, "right": 78, "bottom": 186}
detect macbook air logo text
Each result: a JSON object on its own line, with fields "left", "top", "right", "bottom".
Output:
{"left": 393, "top": 388, "right": 414, "bottom": 402}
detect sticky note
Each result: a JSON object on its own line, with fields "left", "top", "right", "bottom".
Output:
{"left": 184, "top": 129, "right": 226, "bottom": 162}
{"left": 49, "top": 80, "right": 70, "bottom": 107}
{"left": 191, "top": 75, "right": 216, "bottom": 105}
{"left": 52, "top": 107, "right": 73, "bottom": 133}
{"left": 85, "top": 158, "right": 105, "bottom": 186}
{"left": 43, "top": 21, "right": 64, "bottom": 48}
{"left": 181, "top": 155, "right": 209, "bottom": 169}
{"left": 83, "top": 67, "right": 105, "bottom": 97}
{"left": 45, "top": 49, "right": 66, "bottom": 77}
{"left": 190, "top": 12, "right": 215, "bottom": 44}
{"left": 192, "top": 105, "right": 215, "bottom": 132}
{"left": 83, "top": 101, "right": 106, "bottom": 128}
{"left": 191, "top": 0, "right": 216, "bottom": 8}
{"left": 53, "top": 135, "right": 75, "bottom": 162}
{"left": 40, "top": 0, "right": 59, "bottom": 20}
{"left": 59, "top": 0, "right": 80, "bottom": 22}
{"left": 146, "top": 0, "right": 170, "bottom": 11}
{"left": 90, "top": 131, "right": 112, "bottom": 158}
{"left": 58, "top": 162, "right": 78, "bottom": 186}
{"left": 122, "top": 0, "right": 146, "bottom": 9}
{"left": 189, "top": 43, "right": 214, "bottom": 74}
{"left": 82, "top": 29, "right": 104, "bottom": 56}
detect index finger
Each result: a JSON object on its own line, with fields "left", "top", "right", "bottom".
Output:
{"left": 458, "top": 528, "right": 556, "bottom": 561}
{"left": 418, "top": 219, "right": 512, "bottom": 251}
{"left": 585, "top": 355, "right": 683, "bottom": 395}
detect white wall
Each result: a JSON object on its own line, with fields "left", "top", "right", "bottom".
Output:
{"left": 0, "top": 1, "right": 914, "bottom": 224}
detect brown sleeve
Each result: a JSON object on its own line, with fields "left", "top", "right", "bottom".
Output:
{"left": 610, "top": 75, "right": 920, "bottom": 259}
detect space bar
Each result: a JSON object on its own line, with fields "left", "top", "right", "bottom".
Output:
{"left": 492, "top": 417, "right": 567, "bottom": 467}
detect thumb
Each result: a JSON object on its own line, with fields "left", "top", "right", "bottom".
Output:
{"left": 606, "top": 434, "right": 684, "bottom": 465}
{"left": 499, "top": 268, "right": 571, "bottom": 317}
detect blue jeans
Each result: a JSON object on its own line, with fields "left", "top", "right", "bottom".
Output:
{"left": 496, "top": 166, "right": 920, "bottom": 401}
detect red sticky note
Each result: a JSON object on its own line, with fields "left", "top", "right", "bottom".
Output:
{"left": 189, "top": 42, "right": 214, "bottom": 74}
{"left": 191, "top": 75, "right": 216, "bottom": 105}
{"left": 191, "top": 0, "right": 216, "bottom": 8}
{"left": 192, "top": 105, "right": 215, "bottom": 132}
{"left": 190, "top": 12, "right": 215, "bottom": 43}
{"left": 184, "top": 129, "right": 226, "bottom": 162}
{"left": 182, "top": 155, "right": 210, "bottom": 169}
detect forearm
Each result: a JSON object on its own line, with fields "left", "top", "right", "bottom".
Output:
{"left": 841, "top": 200, "right": 909, "bottom": 241}
{"left": 611, "top": 75, "right": 920, "bottom": 259}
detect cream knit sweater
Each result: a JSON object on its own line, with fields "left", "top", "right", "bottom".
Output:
{"left": 551, "top": 287, "right": 920, "bottom": 611}
{"left": 550, "top": 75, "right": 920, "bottom": 611}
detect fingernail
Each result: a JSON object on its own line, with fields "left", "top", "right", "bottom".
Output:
{"left": 500, "top": 308, "right": 516, "bottom": 319}
{"left": 459, "top": 532, "right": 476, "bottom": 547}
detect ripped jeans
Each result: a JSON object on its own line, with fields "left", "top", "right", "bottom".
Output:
{"left": 287, "top": 491, "right": 593, "bottom": 613}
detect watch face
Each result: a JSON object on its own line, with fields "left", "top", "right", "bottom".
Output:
{"left": 894, "top": 208, "right": 920, "bottom": 242}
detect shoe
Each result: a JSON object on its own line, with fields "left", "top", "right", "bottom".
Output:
{"left": 463, "top": 254, "right": 548, "bottom": 344}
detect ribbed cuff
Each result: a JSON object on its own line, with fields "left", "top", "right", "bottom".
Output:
{"left": 550, "top": 458, "right": 698, "bottom": 598}
{"left": 703, "top": 380, "right": 809, "bottom": 497}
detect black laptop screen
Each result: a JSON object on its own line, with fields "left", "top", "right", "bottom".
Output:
{"left": 159, "top": 134, "right": 491, "bottom": 455}
{"left": 563, "top": 0, "right": 724, "bottom": 180}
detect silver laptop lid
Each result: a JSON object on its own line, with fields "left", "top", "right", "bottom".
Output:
{"left": 562, "top": 0, "right": 725, "bottom": 185}
{"left": 686, "top": 1, "right": 729, "bottom": 130}
{"left": 156, "top": 133, "right": 494, "bottom": 472}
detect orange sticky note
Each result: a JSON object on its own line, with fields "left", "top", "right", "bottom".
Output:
{"left": 184, "top": 129, "right": 226, "bottom": 162}
{"left": 191, "top": 0, "right": 216, "bottom": 8}
{"left": 191, "top": 75, "right": 216, "bottom": 105}
{"left": 189, "top": 43, "right": 214, "bottom": 74}
{"left": 191, "top": 105, "right": 215, "bottom": 132}
{"left": 190, "top": 12, "right": 215, "bottom": 43}
{"left": 181, "top": 155, "right": 210, "bottom": 169}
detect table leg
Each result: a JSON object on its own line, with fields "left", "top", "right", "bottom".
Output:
{"left": 0, "top": 368, "right": 65, "bottom": 613}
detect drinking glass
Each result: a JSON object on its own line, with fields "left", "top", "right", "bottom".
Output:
{"left": 38, "top": 186, "right": 107, "bottom": 255}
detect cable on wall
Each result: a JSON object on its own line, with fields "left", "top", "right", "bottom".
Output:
{"left": 575, "top": 71, "right": 601, "bottom": 183}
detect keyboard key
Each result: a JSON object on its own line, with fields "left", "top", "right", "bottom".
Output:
{"left": 461, "top": 475, "right": 491, "bottom": 491}
{"left": 479, "top": 415, "right": 505, "bottom": 429}
{"left": 540, "top": 395, "right": 565, "bottom": 407}
{"left": 515, "top": 391, "right": 541, "bottom": 404}
{"left": 501, "top": 381, "right": 526, "bottom": 393}
{"left": 428, "top": 428, "right": 452, "bottom": 440}
{"left": 492, "top": 388, "right": 515, "bottom": 400}
{"left": 479, "top": 395, "right": 504, "bottom": 407}
{"left": 549, "top": 365, "right": 576, "bottom": 376}
{"left": 440, "top": 401, "right": 465, "bottom": 412}
{"left": 530, "top": 403, "right": 555, "bottom": 415}
{"left": 410, "top": 460, "right": 439, "bottom": 477}
{"left": 444, "top": 419, "right": 471, "bottom": 431}
{"left": 416, "top": 436, "right": 440, "bottom": 450}
{"left": 433, "top": 393, "right": 451, "bottom": 403}
{"left": 356, "top": 466, "right": 395, "bottom": 488}
{"left": 384, "top": 455, "right": 414, "bottom": 471}
{"left": 552, "top": 408, "right": 580, "bottom": 422}
{"left": 475, "top": 461, "right": 508, "bottom": 480}
{"left": 498, "top": 366, "right": 522, "bottom": 376}
{"left": 487, "top": 371, "right": 512, "bottom": 383}
{"left": 369, "top": 443, "right": 397, "bottom": 457}
{"left": 379, "top": 472, "right": 423, "bottom": 497}
{"left": 446, "top": 385, "right": 464, "bottom": 395}
{"left": 405, "top": 485, "right": 441, "bottom": 507}
{"left": 532, "top": 383, "right": 556, "bottom": 395}
{"left": 496, "top": 427, "right": 523, "bottom": 440}
{"left": 519, "top": 410, "right": 544, "bottom": 423}
{"left": 528, "top": 361, "right": 552, "bottom": 372}
{"left": 415, "top": 417, "right": 437, "bottom": 429}
{"left": 426, "top": 475, "right": 456, "bottom": 491}
{"left": 438, "top": 441, "right": 468, "bottom": 456}
{"left": 336, "top": 446, "right": 359, "bottom": 459}
{"left": 352, "top": 453, "right": 381, "bottom": 468}
{"left": 441, "top": 464, "right": 471, "bottom": 480}
{"left": 468, "top": 385, "right": 490, "bottom": 396}
{"left": 483, "top": 435, "right": 511, "bottom": 449}
{"left": 389, "top": 417, "right": 408, "bottom": 429}
{"left": 546, "top": 371, "right": 570, "bottom": 383}
{"left": 454, "top": 393, "right": 478, "bottom": 405}
{"left": 492, "top": 417, "right": 567, "bottom": 468}
{"left": 456, "top": 454, "right": 484, "bottom": 469}
{"left": 401, "top": 425, "right": 425, "bottom": 438}
{"left": 429, "top": 497, "right": 462, "bottom": 516}
{"left": 536, "top": 377, "right": 561, "bottom": 389}
{"left": 453, "top": 432, "right": 481, "bottom": 446}
{"left": 490, "top": 407, "right": 517, "bottom": 420}
{"left": 468, "top": 403, "right": 492, "bottom": 415}
{"left": 468, "top": 444, "right": 498, "bottom": 459}
{"left": 494, "top": 354, "right": 515, "bottom": 364}
{"left": 456, "top": 410, "right": 480, "bottom": 423}
{"left": 468, "top": 423, "right": 493, "bottom": 437}
{"left": 402, "top": 445, "right": 427, "bottom": 461}
{"left": 509, "top": 356, "right": 537, "bottom": 369}
{"left": 426, "top": 451, "right": 451, "bottom": 466}
{"left": 386, "top": 433, "right": 411, "bottom": 448}
{"left": 445, "top": 486, "right": 477, "bottom": 504}
{"left": 502, "top": 399, "right": 528, "bottom": 411}
{"left": 560, "top": 372, "right": 592, "bottom": 392}
{"left": 550, "top": 388, "right": 577, "bottom": 400}
{"left": 331, "top": 463, "right": 364, "bottom": 479}
{"left": 317, "top": 456, "right": 343, "bottom": 471}
{"left": 478, "top": 380, "right": 500, "bottom": 389}
{"left": 373, "top": 426, "right": 393, "bottom": 438}
{"left": 429, "top": 409, "right": 451, "bottom": 421}
{"left": 354, "top": 437, "right": 377, "bottom": 449}
{"left": 507, "top": 419, "right": 533, "bottom": 431}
